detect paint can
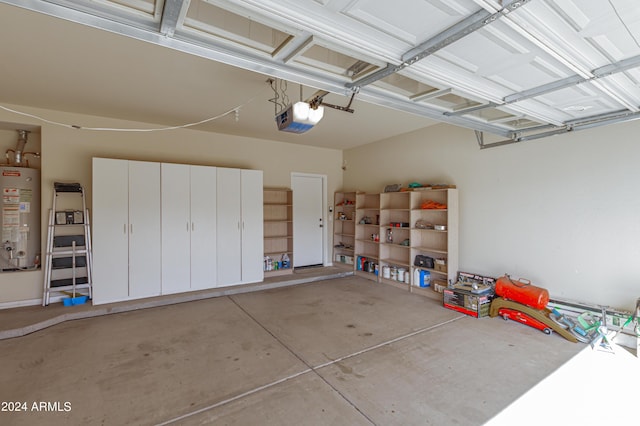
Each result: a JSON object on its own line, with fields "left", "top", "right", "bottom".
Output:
{"left": 382, "top": 265, "right": 390, "bottom": 279}
{"left": 397, "top": 268, "right": 406, "bottom": 282}
{"left": 390, "top": 266, "right": 398, "bottom": 281}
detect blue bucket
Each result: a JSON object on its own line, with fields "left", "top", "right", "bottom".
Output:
{"left": 63, "top": 295, "right": 88, "bottom": 306}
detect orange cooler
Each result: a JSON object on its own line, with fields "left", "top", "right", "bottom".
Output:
{"left": 495, "top": 275, "right": 549, "bottom": 310}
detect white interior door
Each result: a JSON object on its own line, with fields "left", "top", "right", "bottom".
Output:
{"left": 292, "top": 174, "right": 325, "bottom": 267}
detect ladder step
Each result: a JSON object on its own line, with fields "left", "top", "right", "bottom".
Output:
{"left": 52, "top": 256, "right": 87, "bottom": 269}
{"left": 54, "top": 182, "right": 83, "bottom": 193}
{"left": 53, "top": 235, "right": 85, "bottom": 247}
{"left": 51, "top": 277, "right": 90, "bottom": 288}
{"left": 47, "top": 285, "right": 91, "bottom": 295}
{"left": 50, "top": 249, "right": 88, "bottom": 256}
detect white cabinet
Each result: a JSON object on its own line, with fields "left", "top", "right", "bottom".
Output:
{"left": 241, "top": 169, "right": 264, "bottom": 283}
{"left": 217, "top": 168, "right": 263, "bottom": 286}
{"left": 190, "top": 165, "right": 218, "bottom": 290}
{"left": 92, "top": 158, "right": 161, "bottom": 304}
{"left": 92, "top": 158, "right": 128, "bottom": 304}
{"left": 161, "top": 163, "right": 217, "bottom": 294}
{"left": 93, "top": 158, "right": 261, "bottom": 303}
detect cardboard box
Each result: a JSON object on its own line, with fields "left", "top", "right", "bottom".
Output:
{"left": 443, "top": 287, "right": 494, "bottom": 318}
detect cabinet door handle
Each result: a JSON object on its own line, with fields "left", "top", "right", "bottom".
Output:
{"left": 130, "top": 224, "right": 133, "bottom": 234}
{"left": 124, "top": 224, "right": 127, "bottom": 234}
{"left": 192, "top": 222, "right": 195, "bottom": 231}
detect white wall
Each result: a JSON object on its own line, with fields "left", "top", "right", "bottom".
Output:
{"left": 0, "top": 105, "right": 343, "bottom": 305}
{"left": 344, "top": 121, "right": 640, "bottom": 312}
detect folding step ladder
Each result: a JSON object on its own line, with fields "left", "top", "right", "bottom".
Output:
{"left": 42, "top": 182, "right": 93, "bottom": 306}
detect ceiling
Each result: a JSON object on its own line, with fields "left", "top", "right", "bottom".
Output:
{"left": 2, "top": 0, "right": 640, "bottom": 150}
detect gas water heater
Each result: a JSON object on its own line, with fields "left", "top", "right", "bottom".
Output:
{"left": 0, "top": 130, "right": 40, "bottom": 270}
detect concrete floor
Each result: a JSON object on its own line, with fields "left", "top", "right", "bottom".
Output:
{"left": 0, "top": 275, "right": 637, "bottom": 425}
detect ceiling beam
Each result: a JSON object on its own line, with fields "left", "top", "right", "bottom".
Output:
{"left": 160, "top": 0, "right": 186, "bottom": 37}
{"left": 479, "top": 108, "right": 640, "bottom": 149}
{"left": 443, "top": 102, "right": 498, "bottom": 116}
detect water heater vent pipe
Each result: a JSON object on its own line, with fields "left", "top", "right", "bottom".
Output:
{"left": 13, "top": 130, "right": 30, "bottom": 166}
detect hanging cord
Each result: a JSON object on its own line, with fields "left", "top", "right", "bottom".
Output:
{"left": 0, "top": 87, "right": 268, "bottom": 132}
{"left": 267, "top": 78, "right": 294, "bottom": 115}
{"left": 280, "top": 79, "right": 290, "bottom": 108}
{"left": 267, "top": 78, "right": 281, "bottom": 115}
{"left": 267, "top": 78, "right": 288, "bottom": 115}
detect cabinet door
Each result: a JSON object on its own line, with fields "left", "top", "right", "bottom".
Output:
{"left": 161, "top": 163, "right": 191, "bottom": 295}
{"left": 240, "top": 169, "right": 264, "bottom": 283}
{"left": 92, "top": 158, "right": 129, "bottom": 304}
{"left": 216, "top": 168, "right": 242, "bottom": 286}
{"left": 190, "top": 165, "right": 217, "bottom": 290}
{"left": 129, "top": 161, "right": 161, "bottom": 299}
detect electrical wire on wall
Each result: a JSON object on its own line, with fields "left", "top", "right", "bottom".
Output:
{"left": 0, "top": 88, "right": 267, "bottom": 132}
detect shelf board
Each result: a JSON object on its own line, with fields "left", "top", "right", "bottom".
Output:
{"left": 356, "top": 253, "right": 378, "bottom": 261}
{"left": 413, "top": 246, "right": 448, "bottom": 255}
{"left": 264, "top": 250, "right": 292, "bottom": 256}
{"left": 412, "top": 228, "right": 447, "bottom": 233}
{"left": 380, "top": 257, "right": 410, "bottom": 267}
{"left": 335, "top": 233, "right": 355, "bottom": 237}
{"left": 264, "top": 268, "right": 294, "bottom": 277}
{"left": 334, "top": 247, "right": 354, "bottom": 252}
{"left": 381, "top": 243, "right": 411, "bottom": 249}
{"left": 412, "top": 266, "right": 448, "bottom": 276}
{"left": 355, "top": 238, "right": 379, "bottom": 244}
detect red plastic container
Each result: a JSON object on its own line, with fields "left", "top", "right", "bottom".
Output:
{"left": 495, "top": 275, "right": 549, "bottom": 310}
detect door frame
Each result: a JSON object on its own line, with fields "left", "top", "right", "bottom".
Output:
{"left": 291, "top": 172, "right": 328, "bottom": 267}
